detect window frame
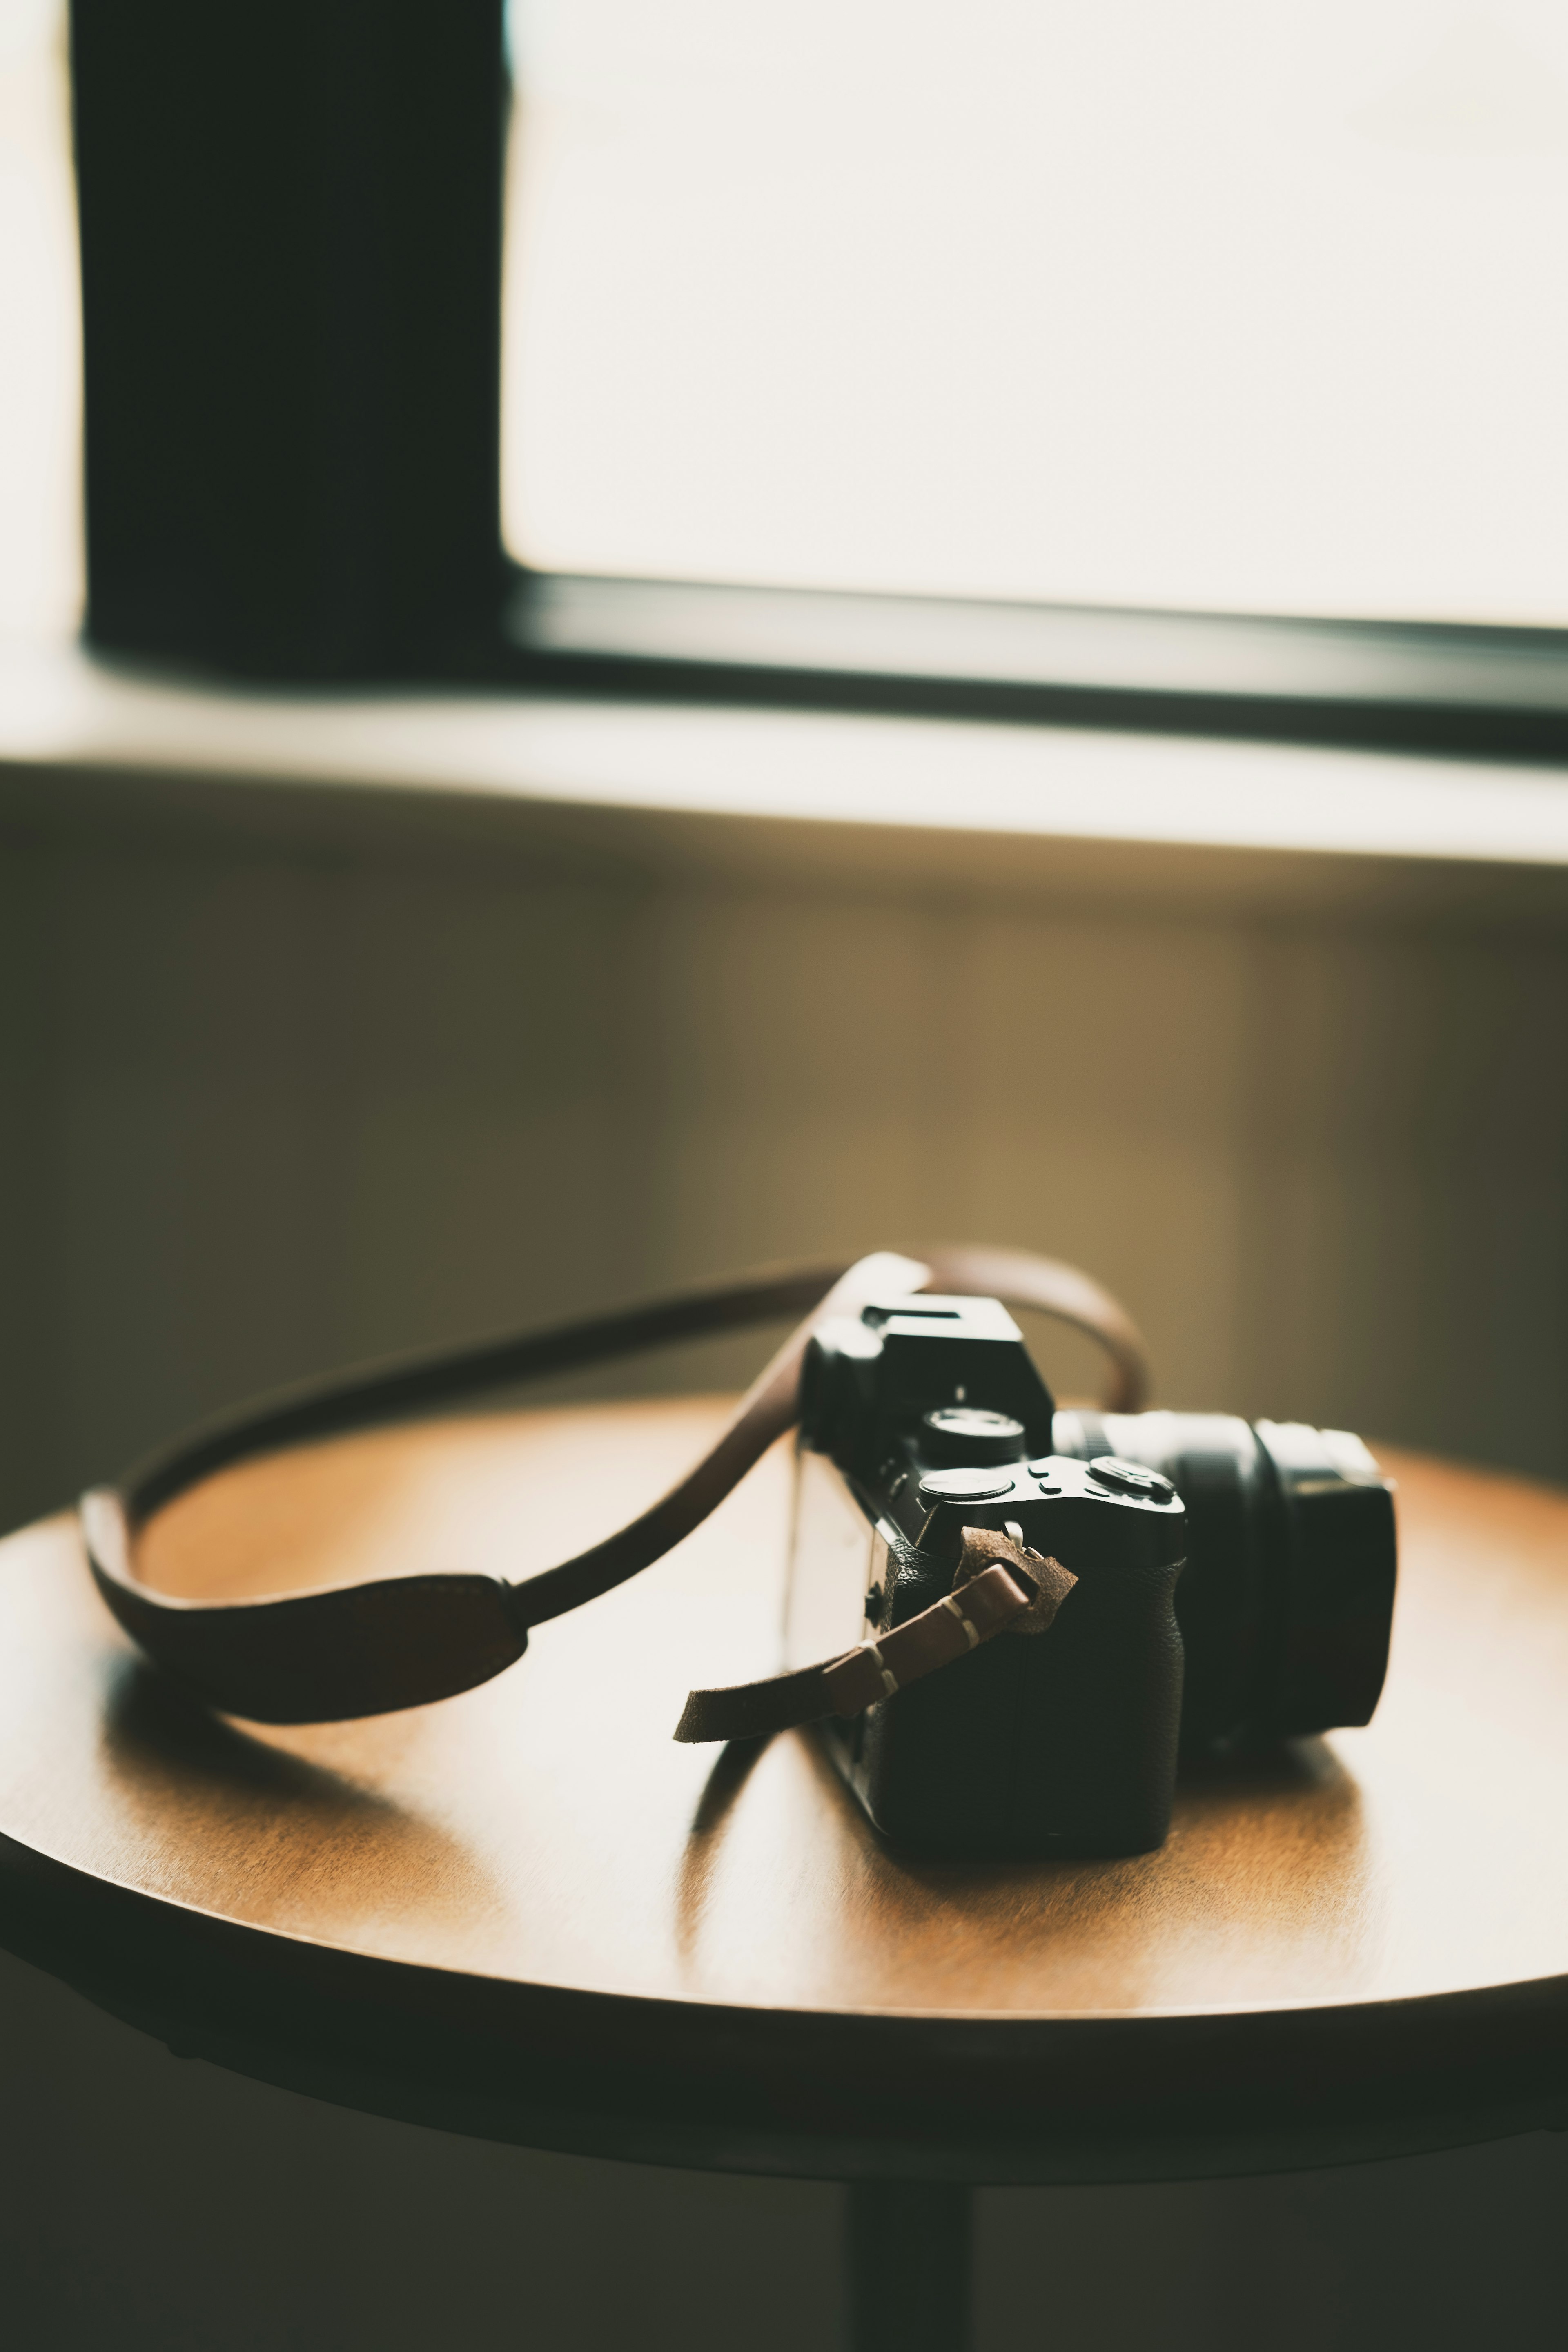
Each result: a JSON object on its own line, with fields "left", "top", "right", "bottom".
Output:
{"left": 69, "top": 0, "right": 1568, "bottom": 766}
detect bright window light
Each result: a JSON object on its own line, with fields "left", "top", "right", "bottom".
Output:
{"left": 503, "top": 1, "right": 1568, "bottom": 626}
{"left": 0, "top": 0, "right": 80, "bottom": 644}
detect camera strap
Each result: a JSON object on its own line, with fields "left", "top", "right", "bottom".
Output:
{"left": 674, "top": 1531, "right": 1079, "bottom": 1744}
{"left": 80, "top": 1247, "right": 1148, "bottom": 1733}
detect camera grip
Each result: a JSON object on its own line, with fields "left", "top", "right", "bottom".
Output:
{"left": 844, "top": 1530, "right": 1186, "bottom": 1861}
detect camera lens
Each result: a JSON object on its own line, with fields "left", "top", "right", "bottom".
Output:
{"left": 921, "top": 1407, "right": 1027, "bottom": 1465}
{"left": 1053, "top": 1410, "right": 1396, "bottom": 1752}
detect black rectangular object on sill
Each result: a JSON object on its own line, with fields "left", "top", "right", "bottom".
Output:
{"left": 70, "top": 0, "right": 508, "bottom": 680}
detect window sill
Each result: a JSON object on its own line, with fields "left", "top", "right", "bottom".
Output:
{"left": 4, "top": 639, "right": 1568, "bottom": 920}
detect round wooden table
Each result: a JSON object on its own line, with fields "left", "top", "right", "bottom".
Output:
{"left": 1, "top": 1401, "right": 1565, "bottom": 2351}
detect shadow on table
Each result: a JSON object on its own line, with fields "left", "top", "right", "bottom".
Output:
{"left": 675, "top": 1725, "right": 1376, "bottom": 2007}
{"left": 95, "top": 1660, "right": 506, "bottom": 1941}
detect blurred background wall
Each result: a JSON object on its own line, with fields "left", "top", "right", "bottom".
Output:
{"left": 2, "top": 765, "right": 1565, "bottom": 1534}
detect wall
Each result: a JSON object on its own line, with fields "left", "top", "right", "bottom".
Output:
{"left": 2, "top": 766, "right": 1566, "bottom": 1529}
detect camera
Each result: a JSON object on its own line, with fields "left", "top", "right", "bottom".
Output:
{"left": 784, "top": 1292, "right": 1396, "bottom": 1859}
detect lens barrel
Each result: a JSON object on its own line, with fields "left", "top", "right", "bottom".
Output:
{"left": 1053, "top": 1409, "right": 1396, "bottom": 1752}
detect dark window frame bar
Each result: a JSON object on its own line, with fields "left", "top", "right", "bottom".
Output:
{"left": 68, "top": 0, "right": 1568, "bottom": 768}
{"left": 502, "top": 570, "right": 1568, "bottom": 764}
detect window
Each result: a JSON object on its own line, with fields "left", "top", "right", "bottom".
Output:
{"left": 0, "top": 0, "right": 80, "bottom": 643}
{"left": 504, "top": 0, "right": 1568, "bottom": 627}
{"left": 62, "top": 1, "right": 1568, "bottom": 748}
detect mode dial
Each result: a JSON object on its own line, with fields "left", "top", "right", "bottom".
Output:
{"left": 1089, "top": 1455, "right": 1176, "bottom": 1503}
{"left": 921, "top": 1406, "right": 1027, "bottom": 1465}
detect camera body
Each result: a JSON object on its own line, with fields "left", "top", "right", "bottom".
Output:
{"left": 786, "top": 1292, "right": 1397, "bottom": 1859}
{"left": 786, "top": 1296, "right": 1187, "bottom": 1859}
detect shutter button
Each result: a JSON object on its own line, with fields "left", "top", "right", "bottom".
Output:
{"left": 918, "top": 1468, "right": 1016, "bottom": 1504}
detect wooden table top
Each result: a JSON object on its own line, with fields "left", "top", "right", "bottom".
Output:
{"left": 1, "top": 1399, "right": 1565, "bottom": 2183}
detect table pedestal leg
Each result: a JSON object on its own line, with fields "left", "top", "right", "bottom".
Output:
{"left": 846, "top": 2179, "right": 973, "bottom": 2352}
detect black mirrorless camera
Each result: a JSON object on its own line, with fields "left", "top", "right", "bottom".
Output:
{"left": 785, "top": 1294, "right": 1396, "bottom": 1860}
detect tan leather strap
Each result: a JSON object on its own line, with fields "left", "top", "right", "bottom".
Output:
{"left": 79, "top": 1246, "right": 1149, "bottom": 1725}
{"left": 674, "top": 1539, "right": 1078, "bottom": 1744}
